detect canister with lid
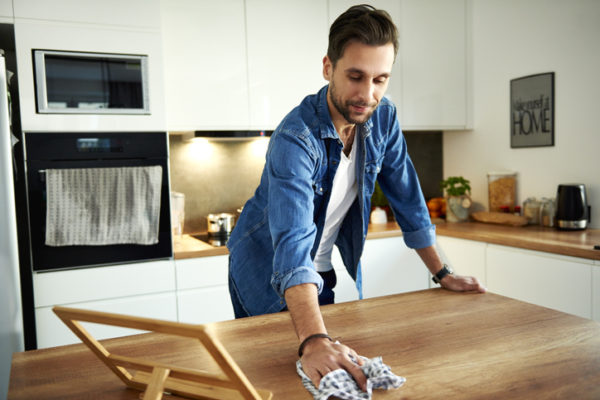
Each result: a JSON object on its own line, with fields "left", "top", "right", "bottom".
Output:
{"left": 487, "top": 172, "right": 517, "bottom": 212}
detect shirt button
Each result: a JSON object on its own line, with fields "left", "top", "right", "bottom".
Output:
{"left": 319, "top": 188, "right": 323, "bottom": 192}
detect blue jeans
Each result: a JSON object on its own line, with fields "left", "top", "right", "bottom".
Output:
{"left": 229, "top": 269, "right": 337, "bottom": 319}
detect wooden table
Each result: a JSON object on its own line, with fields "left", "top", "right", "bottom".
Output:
{"left": 9, "top": 289, "right": 600, "bottom": 399}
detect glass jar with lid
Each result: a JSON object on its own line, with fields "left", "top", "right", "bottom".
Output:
{"left": 487, "top": 172, "right": 517, "bottom": 212}
{"left": 523, "top": 197, "right": 541, "bottom": 225}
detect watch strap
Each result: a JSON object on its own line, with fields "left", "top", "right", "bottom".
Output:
{"left": 432, "top": 264, "right": 453, "bottom": 284}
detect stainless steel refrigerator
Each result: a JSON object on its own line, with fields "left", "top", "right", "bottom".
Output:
{"left": 0, "top": 51, "right": 24, "bottom": 399}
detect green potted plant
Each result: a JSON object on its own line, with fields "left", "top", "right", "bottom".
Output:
{"left": 440, "top": 176, "right": 472, "bottom": 222}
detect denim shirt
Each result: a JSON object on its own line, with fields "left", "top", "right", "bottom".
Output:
{"left": 227, "top": 85, "right": 435, "bottom": 316}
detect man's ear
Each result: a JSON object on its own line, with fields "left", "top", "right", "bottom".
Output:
{"left": 322, "top": 55, "right": 332, "bottom": 82}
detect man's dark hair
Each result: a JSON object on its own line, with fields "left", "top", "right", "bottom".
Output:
{"left": 327, "top": 4, "right": 399, "bottom": 67}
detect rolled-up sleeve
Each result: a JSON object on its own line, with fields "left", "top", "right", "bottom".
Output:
{"left": 271, "top": 266, "right": 323, "bottom": 298}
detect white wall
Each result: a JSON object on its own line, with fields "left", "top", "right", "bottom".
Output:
{"left": 444, "top": 0, "right": 600, "bottom": 228}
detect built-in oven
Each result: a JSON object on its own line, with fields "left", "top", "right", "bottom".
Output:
{"left": 23, "top": 131, "right": 172, "bottom": 272}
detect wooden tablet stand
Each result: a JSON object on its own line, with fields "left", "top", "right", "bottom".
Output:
{"left": 53, "top": 306, "right": 273, "bottom": 400}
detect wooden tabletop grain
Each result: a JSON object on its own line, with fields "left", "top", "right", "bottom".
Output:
{"left": 9, "top": 289, "right": 600, "bottom": 399}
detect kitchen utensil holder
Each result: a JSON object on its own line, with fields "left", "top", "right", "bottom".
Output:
{"left": 53, "top": 306, "right": 273, "bottom": 400}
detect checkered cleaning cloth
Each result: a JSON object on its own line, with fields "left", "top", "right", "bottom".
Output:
{"left": 296, "top": 356, "right": 405, "bottom": 400}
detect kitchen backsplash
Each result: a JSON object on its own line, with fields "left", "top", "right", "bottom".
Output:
{"left": 169, "top": 131, "right": 442, "bottom": 233}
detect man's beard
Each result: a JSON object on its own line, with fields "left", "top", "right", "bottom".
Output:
{"left": 329, "top": 80, "right": 378, "bottom": 125}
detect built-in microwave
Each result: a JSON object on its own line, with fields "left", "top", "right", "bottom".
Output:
{"left": 33, "top": 49, "right": 150, "bottom": 115}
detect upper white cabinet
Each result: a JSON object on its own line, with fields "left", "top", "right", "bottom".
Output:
{"left": 161, "top": 0, "right": 467, "bottom": 131}
{"left": 0, "top": 0, "right": 12, "bottom": 21}
{"left": 245, "top": 0, "right": 328, "bottom": 129}
{"left": 329, "top": 0, "right": 467, "bottom": 130}
{"left": 13, "top": 0, "right": 161, "bottom": 29}
{"left": 160, "top": 0, "right": 250, "bottom": 130}
{"left": 399, "top": 0, "right": 467, "bottom": 130}
{"left": 13, "top": 0, "right": 166, "bottom": 132}
{"left": 160, "top": 0, "right": 328, "bottom": 131}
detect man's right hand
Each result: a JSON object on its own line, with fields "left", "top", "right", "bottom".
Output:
{"left": 300, "top": 336, "right": 367, "bottom": 391}
{"left": 284, "top": 283, "right": 367, "bottom": 391}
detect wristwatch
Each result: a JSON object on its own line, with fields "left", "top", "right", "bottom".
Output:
{"left": 432, "top": 264, "right": 453, "bottom": 284}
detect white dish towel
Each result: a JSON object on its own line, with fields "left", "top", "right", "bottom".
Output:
{"left": 45, "top": 166, "right": 162, "bottom": 246}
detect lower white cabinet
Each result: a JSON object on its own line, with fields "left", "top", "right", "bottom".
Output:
{"left": 331, "top": 251, "right": 359, "bottom": 303}
{"left": 360, "top": 236, "right": 429, "bottom": 299}
{"left": 175, "top": 255, "right": 234, "bottom": 324}
{"left": 436, "top": 236, "right": 487, "bottom": 286}
{"left": 331, "top": 236, "right": 429, "bottom": 302}
{"left": 486, "top": 245, "right": 593, "bottom": 319}
{"left": 437, "top": 236, "right": 595, "bottom": 321}
{"left": 35, "top": 292, "right": 177, "bottom": 349}
{"left": 33, "top": 260, "right": 177, "bottom": 349}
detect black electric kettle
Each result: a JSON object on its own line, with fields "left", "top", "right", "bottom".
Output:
{"left": 555, "top": 184, "right": 590, "bottom": 230}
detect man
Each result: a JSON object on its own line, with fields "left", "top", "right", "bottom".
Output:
{"left": 227, "top": 4, "right": 485, "bottom": 391}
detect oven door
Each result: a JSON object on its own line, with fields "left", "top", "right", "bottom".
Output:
{"left": 24, "top": 132, "right": 172, "bottom": 272}
{"left": 26, "top": 158, "right": 172, "bottom": 271}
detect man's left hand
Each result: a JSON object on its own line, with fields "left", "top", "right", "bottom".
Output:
{"left": 440, "top": 274, "right": 486, "bottom": 293}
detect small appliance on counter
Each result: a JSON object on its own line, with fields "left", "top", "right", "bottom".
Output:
{"left": 555, "top": 184, "right": 590, "bottom": 230}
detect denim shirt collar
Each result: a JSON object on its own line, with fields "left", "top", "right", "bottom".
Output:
{"left": 316, "top": 85, "right": 373, "bottom": 141}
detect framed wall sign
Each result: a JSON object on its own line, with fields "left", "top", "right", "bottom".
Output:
{"left": 510, "top": 72, "right": 554, "bottom": 148}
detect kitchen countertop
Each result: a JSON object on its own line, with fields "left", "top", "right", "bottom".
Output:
{"left": 9, "top": 289, "right": 600, "bottom": 399}
{"left": 175, "top": 221, "right": 600, "bottom": 261}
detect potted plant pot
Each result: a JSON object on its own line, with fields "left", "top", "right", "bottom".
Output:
{"left": 440, "top": 176, "right": 472, "bottom": 223}
{"left": 445, "top": 195, "right": 472, "bottom": 222}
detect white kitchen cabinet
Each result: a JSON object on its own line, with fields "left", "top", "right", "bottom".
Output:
{"left": 35, "top": 292, "right": 177, "bottom": 349}
{"left": 0, "top": 0, "right": 12, "bottom": 21}
{"left": 160, "top": 0, "right": 250, "bottom": 130}
{"left": 13, "top": 0, "right": 161, "bottom": 29}
{"left": 361, "top": 236, "right": 430, "bottom": 298}
{"left": 436, "top": 235, "right": 487, "bottom": 286}
{"left": 331, "top": 248, "right": 360, "bottom": 303}
{"left": 14, "top": 20, "right": 166, "bottom": 132}
{"left": 593, "top": 262, "right": 600, "bottom": 322}
{"left": 175, "top": 256, "right": 234, "bottom": 324}
{"left": 399, "top": 0, "right": 467, "bottom": 129}
{"left": 331, "top": 235, "right": 429, "bottom": 302}
{"left": 486, "top": 245, "right": 593, "bottom": 319}
{"left": 246, "top": 0, "right": 328, "bottom": 129}
{"left": 33, "top": 260, "right": 176, "bottom": 307}
{"left": 328, "top": 0, "right": 467, "bottom": 130}
{"left": 33, "top": 259, "right": 177, "bottom": 348}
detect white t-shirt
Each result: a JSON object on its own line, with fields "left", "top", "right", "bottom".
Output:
{"left": 313, "top": 141, "right": 358, "bottom": 272}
